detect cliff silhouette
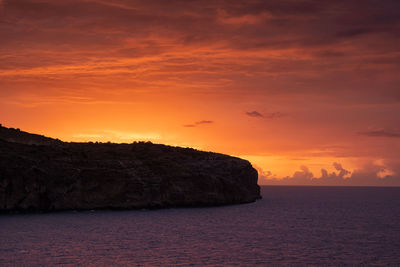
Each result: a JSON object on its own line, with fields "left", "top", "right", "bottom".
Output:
{"left": 0, "top": 124, "right": 261, "bottom": 212}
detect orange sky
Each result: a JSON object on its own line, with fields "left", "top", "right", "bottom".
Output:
{"left": 1, "top": 0, "right": 400, "bottom": 185}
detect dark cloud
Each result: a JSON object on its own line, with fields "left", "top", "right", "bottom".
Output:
{"left": 183, "top": 120, "right": 214, "bottom": 127}
{"left": 246, "top": 111, "right": 264, "bottom": 118}
{"left": 1, "top": 0, "right": 399, "bottom": 104}
{"left": 358, "top": 130, "right": 400, "bottom": 138}
{"left": 246, "top": 111, "right": 286, "bottom": 119}
{"left": 3, "top": 0, "right": 400, "bottom": 53}
{"left": 335, "top": 27, "right": 373, "bottom": 38}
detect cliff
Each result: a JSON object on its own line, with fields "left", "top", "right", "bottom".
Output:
{"left": 0, "top": 125, "right": 261, "bottom": 212}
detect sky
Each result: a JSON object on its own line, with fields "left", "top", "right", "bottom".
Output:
{"left": 1, "top": 0, "right": 399, "bottom": 186}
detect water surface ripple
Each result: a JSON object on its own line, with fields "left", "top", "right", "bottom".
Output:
{"left": 1, "top": 186, "right": 400, "bottom": 266}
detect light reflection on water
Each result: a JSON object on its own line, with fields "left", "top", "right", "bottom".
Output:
{"left": 1, "top": 186, "right": 400, "bottom": 266}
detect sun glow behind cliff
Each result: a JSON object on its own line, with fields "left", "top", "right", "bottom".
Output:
{"left": 72, "top": 131, "right": 163, "bottom": 143}
{"left": 1, "top": 0, "right": 399, "bottom": 185}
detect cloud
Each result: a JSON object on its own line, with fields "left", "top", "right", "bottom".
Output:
{"left": 1, "top": 0, "right": 400, "bottom": 105}
{"left": 196, "top": 120, "right": 213, "bottom": 125}
{"left": 358, "top": 130, "right": 400, "bottom": 138}
{"left": 332, "top": 162, "right": 351, "bottom": 178}
{"left": 259, "top": 161, "right": 400, "bottom": 186}
{"left": 254, "top": 165, "right": 276, "bottom": 180}
{"left": 183, "top": 120, "right": 214, "bottom": 127}
{"left": 246, "top": 111, "right": 286, "bottom": 119}
{"left": 246, "top": 111, "right": 264, "bottom": 118}
{"left": 292, "top": 165, "right": 314, "bottom": 181}
{"left": 264, "top": 112, "right": 286, "bottom": 119}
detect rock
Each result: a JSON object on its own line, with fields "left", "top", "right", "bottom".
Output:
{"left": 0, "top": 125, "right": 261, "bottom": 212}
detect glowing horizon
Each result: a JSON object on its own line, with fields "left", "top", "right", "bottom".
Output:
{"left": 1, "top": 0, "right": 399, "bottom": 186}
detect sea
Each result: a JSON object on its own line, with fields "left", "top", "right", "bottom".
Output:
{"left": 1, "top": 186, "right": 400, "bottom": 266}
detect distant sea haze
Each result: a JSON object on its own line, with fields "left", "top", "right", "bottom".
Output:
{"left": 1, "top": 186, "right": 399, "bottom": 266}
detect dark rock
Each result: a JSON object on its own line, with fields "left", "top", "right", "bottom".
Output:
{"left": 0, "top": 125, "right": 261, "bottom": 212}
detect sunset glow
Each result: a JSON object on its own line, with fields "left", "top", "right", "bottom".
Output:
{"left": 1, "top": 0, "right": 399, "bottom": 185}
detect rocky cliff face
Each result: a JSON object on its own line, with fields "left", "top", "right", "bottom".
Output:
{"left": 0, "top": 125, "right": 261, "bottom": 212}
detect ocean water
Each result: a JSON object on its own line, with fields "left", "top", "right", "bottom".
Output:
{"left": 1, "top": 186, "right": 400, "bottom": 266}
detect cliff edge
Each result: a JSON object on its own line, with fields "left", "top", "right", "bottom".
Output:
{"left": 0, "top": 125, "right": 261, "bottom": 212}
